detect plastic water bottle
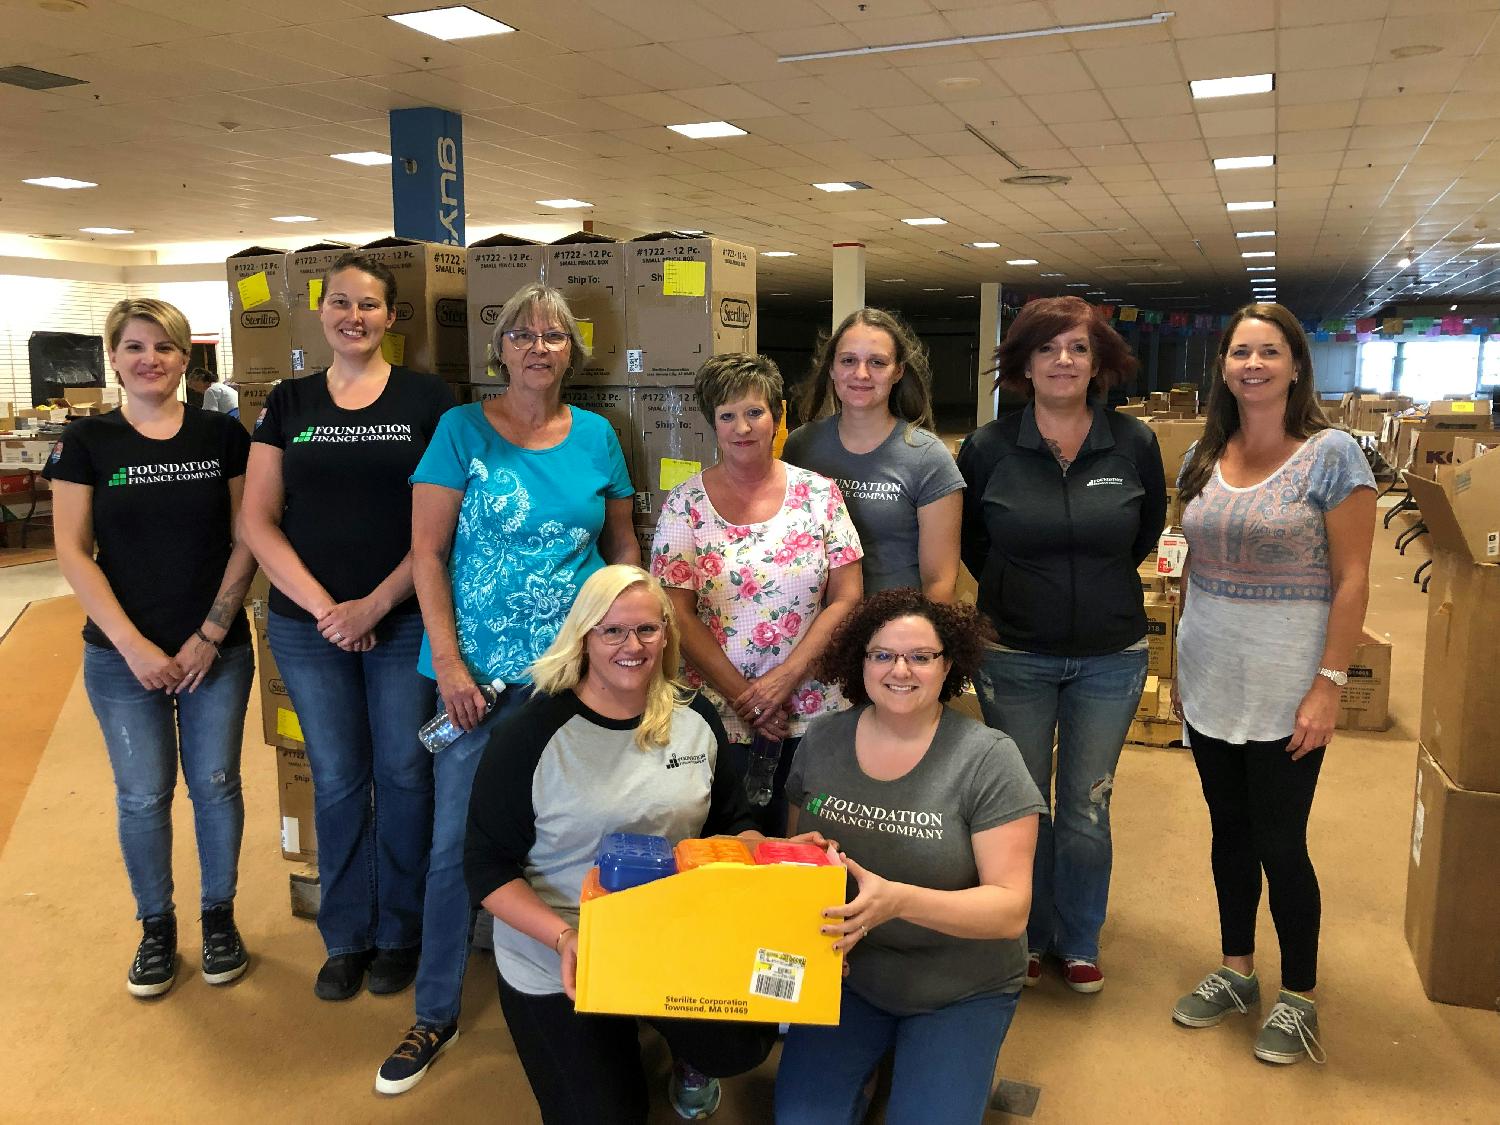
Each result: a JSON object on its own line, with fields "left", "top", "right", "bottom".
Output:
{"left": 744, "top": 733, "right": 783, "bottom": 807}
{"left": 419, "top": 680, "right": 505, "bottom": 753}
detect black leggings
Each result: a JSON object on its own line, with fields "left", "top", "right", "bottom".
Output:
{"left": 1187, "top": 725, "right": 1325, "bottom": 993}
{"left": 497, "top": 970, "right": 776, "bottom": 1125}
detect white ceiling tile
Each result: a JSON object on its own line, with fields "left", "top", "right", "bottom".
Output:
{"left": 988, "top": 51, "right": 1096, "bottom": 94}
{"left": 1104, "top": 84, "right": 1194, "bottom": 119}
{"left": 1122, "top": 116, "right": 1202, "bottom": 143}
{"left": 1278, "top": 22, "right": 1385, "bottom": 71}
{"left": 1020, "top": 90, "right": 1113, "bottom": 123}
{"left": 1279, "top": 102, "right": 1360, "bottom": 132}
{"left": 1078, "top": 43, "right": 1183, "bottom": 87}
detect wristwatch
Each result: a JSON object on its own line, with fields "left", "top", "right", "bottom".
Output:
{"left": 1316, "top": 667, "right": 1348, "bottom": 687}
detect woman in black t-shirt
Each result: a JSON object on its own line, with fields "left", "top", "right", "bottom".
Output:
{"left": 47, "top": 298, "right": 257, "bottom": 1000}
{"left": 241, "top": 252, "right": 452, "bottom": 1003}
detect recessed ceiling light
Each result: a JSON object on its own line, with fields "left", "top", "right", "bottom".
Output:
{"left": 387, "top": 5, "right": 515, "bottom": 40}
{"left": 1040, "top": 272, "right": 1065, "bottom": 277}
{"left": 1087, "top": 290, "right": 1106, "bottom": 295}
{"left": 938, "top": 75, "right": 981, "bottom": 89}
{"left": 967, "top": 241, "right": 1001, "bottom": 249}
{"left": 813, "top": 181, "right": 871, "bottom": 192}
{"left": 1214, "top": 155, "right": 1275, "bottom": 171}
{"left": 902, "top": 217, "right": 947, "bottom": 226}
{"left": 1190, "top": 73, "right": 1274, "bottom": 99}
{"left": 1242, "top": 251, "right": 1276, "bottom": 259}
{"left": 956, "top": 294, "right": 978, "bottom": 299}
{"left": 1391, "top": 44, "right": 1441, "bottom": 59}
{"left": 536, "top": 198, "right": 592, "bottom": 209}
{"left": 677, "top": 229, "right": 705, "bottom": 235}
{"left": 1252, "top": 279, "right": 1277, "bottom": 285}
{"left": 1227, "top": 200, "right": 1274, "bottom": 212}
{"left": 1397, "top": 256, "right": 1412, "bottom": 268}
{"left": 330, "top": 151, "right": 392, "bottom": 166}
{"left": 761, "top": 251, "right": 797, "bottom": 257}
{"left": 882, "top": 278, "right": 906, "bottom": 282}
{"left": 79, "top": 226, "right": 133, "bottom": 235}
{"left": 1246, "top": 266, "right": 1274, "bottom": 272}
{"left": 1473, "top": 242, "right": 1500, "bottom": 250}
{"left": 667, "top": 121, "right": 747, "bottom": 139}
{"left": 271, "top": 215, "right": 318, "bottom": 223}
{"left": 1067, "top": 283, "right": 1090, "bottom": 288}
{"left": 922, "top": 287, "right": 945, "bottom": 292}
{"left": 22, "top": 176, "right": 96, "bottom": 189}
{"left": 1007, "top": 258, "right": 1039, "bottom": 266}
{"left": 1450, "top": 304, "right": 1459, "bottom": 311}
{"left": 1236, "top": 230, "right": 1275, "bottom": 239}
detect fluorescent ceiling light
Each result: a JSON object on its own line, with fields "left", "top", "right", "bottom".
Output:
{"left": 1242, "top": 251, "right": 1276, "bottom": 259}
{"left": 1190, "top": 73, "right": 1274, "bottom": 100}
{"left": 1246, "top": 266, "right": 1275, "bottom": 272}
{"left": 1472, "top": 242, "right": 1500, "bottom": 250}
{"left": 1236, "top": 230, "right": 1275, "bottom": 239}
{"left": 1397, "top": 256, "right": 1412, "bottom": 268}
{"left": 387, "top": 6, "right": 514, "bottom": 40}
{"left": 667, "top": 121, "right": 747, "bottom": 139}
{"left": 1040, "top": 272, "right": 1065, "bottom": 277}
{"left": 967, "top": 241, "right": 1001, "bottom": 249}
{"left": 22, "top": 176, "right": 96, "bottom": 189}
{"left": 761, "top": 251, "right": 797, "bottom": 257}
{"left": 956, "top": 294, "right": 977, "bottom": 299}
{"left": 1007, "top": 258, "right": 1039, "bottom": 265}
{"left": 922, "top": 287, "right": 945, "bottom": 292}
{"left": 1214, "top": 155, "right": 1275, "bottom": 171}
{"left": 1087, "top": 290, "right": 1106, "bottom": 295}
{"left": 271, "top": 215, "right": 318, "bottom": 223}
{"left": 1066, "top": 283, "right": 1090, "bottom": 288}
{"left": 813, "top": 181, "right": 871, "bottom": 192}
{"left": 882, "top": 278, "right": 906, "bottom": 282}
{"left": 80, "top": 226, "right": 133, "bottom": 235}
{"left": 770, "top": 292, "right": 791, "bottom": 297}
{"left": 536, "top": 198, "right": 592, "bottom": 209}
{"left": 330, "top": 151, "right": 392, "bottom": 166}
{"left": 777, "top": 11, "right": 1172, "bottom": 62}
{"left": 1252, "top": 279, "right": 1277, "bottom": 285}
{"left": 902, "top": 217, "right": 947, "bottom": 226}
{"left": 677, "top": 229, "right": 705, "bottom": 235}
{"left": 1227, "top": 200, "right": 1274, "bottom": 212}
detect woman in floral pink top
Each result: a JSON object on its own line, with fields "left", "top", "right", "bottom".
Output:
{"left": 652, "top": 353, "right": 864, "bottom": 832}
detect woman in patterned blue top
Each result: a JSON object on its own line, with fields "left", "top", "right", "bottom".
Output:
{"left": 1168, "top": 303, "right": 1375, "bottom": 1067}
{"left": 386, "top": 283, "right": 637, "bottom": 1096}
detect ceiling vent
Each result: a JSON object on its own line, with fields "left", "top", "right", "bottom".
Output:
{"left": 1004, "top": 173, "right": 1070, "bottom": 186}
{"left": 0, "top": 65, "right": 86, "bottom": 90}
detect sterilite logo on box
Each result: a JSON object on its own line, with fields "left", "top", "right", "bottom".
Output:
{"left": 291, "top": 424, "right": 414, "bottom": 444}
{"left": 435, "top": 298, "right": 467, "bottom": 327}
{"left": 241, "top": 310, "right": 280, "bottom": 328}
{"left": 719, "top": 298, "right": 752, "bottom": 328}
{"left": 107, "top": 460, "right": 223, "bottom": 486}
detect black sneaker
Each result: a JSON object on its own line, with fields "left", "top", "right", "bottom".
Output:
{"left": 315, "top": 950, "right": 375, "bottom": 1001}
{"left": 127, "top": 913, "right": 177, "bottom": 998}
{"left": 201, "top": 902, "right": 249, "bottom": 985}
{"left": 368, "top": 945, "right": 421, "bottom": 995}
{"left": 375, "top": 1022, "right": 458, "bottom": 1095}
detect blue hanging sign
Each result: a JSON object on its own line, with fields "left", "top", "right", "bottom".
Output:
{"left": 390, "top": 107, "right": 464, "bottom": 246}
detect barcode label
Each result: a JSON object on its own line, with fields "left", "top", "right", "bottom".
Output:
{"left": 749, "top": 947, "right": 805, "bottom": 1003}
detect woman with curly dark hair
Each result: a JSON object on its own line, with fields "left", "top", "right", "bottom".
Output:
{"left": 775, "top": 589, "right": 1044, "bottom": 1125}
{"left": 956, "top": 295, "right": 1166, "bottom": 996}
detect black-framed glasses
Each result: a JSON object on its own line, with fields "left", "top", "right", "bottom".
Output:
{"left": 864, "top": 648, "right": 945, "bottom": 667}
{"left": 503, "top": 328, "right": 570, "bottom": 350}
{"left": 592, "top": 622, "right": 666, "bottom": 646}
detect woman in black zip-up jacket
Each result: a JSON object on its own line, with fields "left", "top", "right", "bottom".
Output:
{"left": 957, "top": 296, "right": 1166, "bottom": 995}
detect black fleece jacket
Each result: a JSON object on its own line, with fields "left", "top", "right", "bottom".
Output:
{"left": 957, "top": 402, "right": 1167, "bottom": 657}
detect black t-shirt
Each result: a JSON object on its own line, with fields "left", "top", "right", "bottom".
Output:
{"left": 251, "top": 367, "right": 453, "bottom": 621}
{"left": 43, "top": 407, "right": 253, "bottom": 653}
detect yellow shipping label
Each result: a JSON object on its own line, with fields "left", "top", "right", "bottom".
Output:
{"left": 237, "top": 272, "right": 272, "bottom": 311}
{"left": 381, "top": 332, "right": 406, "bottom": 365}
{"left": 276, "top": 707, "right": 304, "bottom": 742}
{"left": 660, "top": 457, "right": 701, "bottom": 491}
{"left": 1449, "top": 401, "right": 1476, "bottom": 413}
{"left": 577, "top": 319, "right": 594, "bottom": 351}
{"left": 308, "top": 278, "right": 322, "bottom": 310}
{"left": 663, "top": 260, "right": 706, "bottom": 297}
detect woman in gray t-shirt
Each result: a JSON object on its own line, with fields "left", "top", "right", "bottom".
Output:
{"left": 776, "top": 589, "right": 1044, "bottom": 1125}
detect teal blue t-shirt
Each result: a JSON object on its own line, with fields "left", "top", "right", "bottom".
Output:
{"left": 411, "top": 402, "right": 634, "bottom": 683}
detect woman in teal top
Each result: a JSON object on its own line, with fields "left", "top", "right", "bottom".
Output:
{"left": 374, "top": 282, "right": 636, "bottom": 1097}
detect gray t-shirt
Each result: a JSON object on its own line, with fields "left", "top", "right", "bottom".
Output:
{"left": 783, "top": 415, "right": 963, "bottom": 593}
{"left": 786, "top": 704, "right": 1046, "bottom": 1015}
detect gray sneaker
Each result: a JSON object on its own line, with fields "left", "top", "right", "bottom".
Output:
{"left": 1254, "top": 991, "right": 1326, "bottom": 1065}
{"left": 1172, "top": 968, "right": 1260, "bottom": 1028}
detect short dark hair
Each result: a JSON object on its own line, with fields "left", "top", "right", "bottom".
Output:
{"left": 189, "top": 368, "right": 218, "bottom": 385}
{"left": 320, "top": 251, "right": 397, "bottom": 310}
{"left": 815, "top": 588, "right": 987, "bottom": 705}
{"left": 992, "top": 296, "right": 1138, "bottom": 396}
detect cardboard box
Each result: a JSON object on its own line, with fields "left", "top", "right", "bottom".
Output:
{"left": 1146, "top": 417, "right": 1206, "bottom": 483}
{"left": 1164, "top": 486, "right": 1183, "bottom": 531}
{"left": 0, "top": 438, "right": 56, "bottom": 466}
{"left": 276, "top": 745, "right": 316, "bottom": 862}
{"left": 1168, "top": 387, "right": 1198, "bottom": 415}
{"left": 547, "top": 239, "right": 629, "bottom": 386}
{"left": 233, "top": 381, "right": 277, "bottom": 434}
{"left": 226, "top": 246, "right": 294, "bottom": 382}
{"left": 287, "top": 241, "right": 353, "bottom": 376}
{"left": 562, "top": 385, "right": 637, "bottom": 473}
{"left": 1143, "top": 592, "right": 1176, "bottom": 677}
{"left": 1136, "top": 674, "right": 1160, "bottom": 720}
{"left": 625, "top": 235, "right": 756, "bottom": 383}
{"left": 629, "top": 386, "right": 716, "bottom": 522}
{"left": 1452, "top": 434, "right": 1499, "bottom": 463}
{"left": 1114, "top": 402, "right": 1147, "bottom": 417}
{"left": 466, "top": 235, "right": 546, "bottom": 383}
{"left": 1405, "top": 745, "right": 1500, "bottom": 1009}
{"left": 290, "top": 864, "right": 321, "bottom": 919}
{"left": 576, "top": 861, "right": 844, "bottom": 1025}
{"left": 256, "top": 628, "right": 305, "bottom": 751}
{"left": 1402, "top": 422, "right": 1496, "bottom": 472}
{"left": 359, "top": 237, "right": 468, "bottom": 381}
{"left": 1427, "top": 398, "right": 1493, "bottom": 419}
{"left": 1407, "top": 450, "right": 1500, "bottom": 792}
{"left": 1336, "top": 629, "right": 1391, "bottom": 731}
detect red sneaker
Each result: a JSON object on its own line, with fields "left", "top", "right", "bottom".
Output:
{"left": 1063, "top": 959, "right": 1104, "bottom": 993}
{"left": 1024, "top": 952, "right": 1042, "bottom": 987}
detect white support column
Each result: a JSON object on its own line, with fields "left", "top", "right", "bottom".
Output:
{"left": 831, "top": 242, "right": 866, "bottom": 330}
{"left": 976, "top": 281, "right": 1003, "bottom": 426}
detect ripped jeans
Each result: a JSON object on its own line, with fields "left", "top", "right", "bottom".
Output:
{"left": 975, "top": 644, "right": 1148, "bottom": 963}
{"left": 84, "top": 640, "right": 254, "bottom": 920}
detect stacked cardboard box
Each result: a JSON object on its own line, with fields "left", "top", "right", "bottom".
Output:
{"left": 287, "top": 241, "right": 353, "bottom": 376}
{"left": 227, "top": 246, "right": 294, "bottom": 384}
{"left": 245, "top": 572, "right": 315, "bottom": 866}
{"left": 1403, "top": 447, "right": 1500, "bottom": 1008}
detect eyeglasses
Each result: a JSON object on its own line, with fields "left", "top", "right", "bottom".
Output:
{"left": 592, "top": 622, "right": 666, "bottom": 646}
{"left": 864, "top": 648, "right": 945, "bottom": 667}
{"left": 503, "top": 328, "right": 571, "bottom": 350}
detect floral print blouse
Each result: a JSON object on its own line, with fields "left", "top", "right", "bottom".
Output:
{"left": 650, "top": 464, "right": 864, "bottom": 743}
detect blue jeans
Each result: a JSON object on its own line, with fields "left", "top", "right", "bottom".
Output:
{"left": 83, "top": 641, "right": 254, "bottom": 920}
{"left": 267, "top": 611, "right": 433, "bottom": 956}
{"left": 775, "top": 986, "right": 1021, "bottom": 1125}
{"left": 974, "top": 645, "right": 1148, "bottom": 963}
{"left": 414, "top": 682, "right": 530, "bottom": 1028}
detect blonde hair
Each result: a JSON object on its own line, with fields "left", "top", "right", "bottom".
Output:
{"left": 528, "top": 565, "right": 687, "bottom": 750}
{"left": 104, "top": 298, "right": 191, "bottom": 356}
